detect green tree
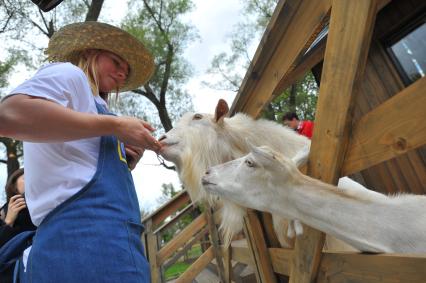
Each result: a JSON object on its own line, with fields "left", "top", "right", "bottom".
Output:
{"left": 207, "top": 0, "right": 319, "bottom": 120}
{"left": 261, "top": 72, "right": 319, "bottom": 122}
{"left": 116, "top": 0, "right": 197, "bottom": 132}
{"left": 204, "top": 0, "right": 279, "bottom": 91}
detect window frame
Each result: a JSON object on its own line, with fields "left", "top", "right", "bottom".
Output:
{"left": 383, "top": 11, "right": 426, "bottom": 86}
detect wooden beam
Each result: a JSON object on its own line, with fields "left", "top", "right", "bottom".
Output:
{"left": 269, "top": 248, "right": 293, "bottom": 276}
{"left": 243, "top": 209, "right": 278, "bottom": 283}
{"left": 342, "top": 76, "right": 426, "bottom": 175}
{"left": 222, "top": 246, "right": 233, "bottom": 283}
{"left": 175, "top": 246, "right": 215, "bottom": 283}
{"left": 294, "top": 0, "right": 379, "bottom": 283}
{"left": 231, "top": 0, "right": 303, "bottom": 114}
{"left": 163, "top": 226, "right": 209, "bottom": 270}
{"left": 155, "top": 203, "right": 195, "bottom": 235}
{"left": 230, "top": 244, "right": 255, "bottom": 266}
{"left": 205, "top": 205, "right": 227, "bottom": 283}
{"left": 143, "top": 190, "right": 191, "bottom": 228}
{"left": 145, "top": 219, "right": 162, "bottom": 283}
{"left": 275, "top": 37, "right": 327, "bottom": 95}
{"left": 157, "top": 212, "right": 207, "bottom": 265}
{"left": 317, "top": 252, "right": 426, "bottom": 283}
{"left": 230, "top": 0, "right": 331, "bottom": 117}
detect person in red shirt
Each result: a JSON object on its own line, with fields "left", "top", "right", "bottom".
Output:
{"left": 282, "top": 112, "right": 314, "bottom": 139}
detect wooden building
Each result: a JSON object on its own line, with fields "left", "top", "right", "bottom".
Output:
{"left": 143, "top": 0, "right": 426, "bottom": 282}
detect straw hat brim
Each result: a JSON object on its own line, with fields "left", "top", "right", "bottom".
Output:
{"left": 46, "top": 21, "right": 155, "bottom": 92}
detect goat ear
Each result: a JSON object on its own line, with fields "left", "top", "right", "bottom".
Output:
{"left": 214, "top": 99, "right": 229, "bottom": 123}
{"left": 245, "top": 138, "right": 256, "bottom": 152}
{"left": 251, "top": 146, "right": 276, "bottom": 166}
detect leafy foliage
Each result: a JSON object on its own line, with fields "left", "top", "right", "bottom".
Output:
{"left": 207, "top": 0, "right": 319, "bottom": 120}
{"left": 119, "top": 0, "right": 198, "bottom": 131}
{"left": 204, "top": 0, "right": 279, "bottom": 91}
{"left": 261, "top": 72, "right": 319, "bottom": 122}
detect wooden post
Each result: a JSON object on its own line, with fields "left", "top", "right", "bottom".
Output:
{"left": 205, "top": 205, "right": 227, "bottom": 283}
{"left": 145, "top": 219, "right": 162, "bottom": 283}
{"left": 243, "top": 209, "right": 278, "bottom": 283}
{"left": 290, "top": 0, "right": 378, "bottom": 283}
{"left": 222, "top": 245, "right": 232, "bottom": 283}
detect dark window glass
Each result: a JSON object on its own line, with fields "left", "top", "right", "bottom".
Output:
{"left": 388, "top": 21, "right": 426, "bottom": 85}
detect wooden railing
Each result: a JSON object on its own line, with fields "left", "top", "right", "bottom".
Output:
{"left": 142, "top": 189, "right": 426, "bottom": 283}
{"left": 142, "top": 190, "right": 228, "bottom": 283}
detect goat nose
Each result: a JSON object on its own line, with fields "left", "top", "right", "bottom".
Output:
{"left": 205, "top": 169, "right": 211, "bottom": 175}
{"left": 158, "top": 135, "right": 166, "bottom": 141}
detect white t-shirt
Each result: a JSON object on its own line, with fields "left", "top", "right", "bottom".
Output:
{"left": 7, "top": 62, "right": 108, "bottom": 226}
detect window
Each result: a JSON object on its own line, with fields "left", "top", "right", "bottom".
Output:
{"left": 387, "top": 17, "right": 426, "bottom": 85}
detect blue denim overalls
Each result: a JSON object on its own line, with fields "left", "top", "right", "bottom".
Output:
{"left": 1, "top": 102, "right": 151, "bottom": 283}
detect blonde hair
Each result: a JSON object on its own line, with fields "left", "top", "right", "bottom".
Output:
{"left": 76, "top": 50, "right": 101, "bottom": 97}
{"left": 74, "top": 49, "right": 122, "bottom": 104}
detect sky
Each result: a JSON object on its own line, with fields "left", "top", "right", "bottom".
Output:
{"left": 0, "top": 0, "right": 248, "bottom": 211}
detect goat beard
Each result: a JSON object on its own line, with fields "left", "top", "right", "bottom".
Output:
{"left": 219, "top": 199, "right": 246, "bottom": 248}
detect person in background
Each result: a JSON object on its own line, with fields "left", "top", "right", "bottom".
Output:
{"left": 0, "top": 22, "right": 160, "bottom": 283}
{"left": 282, "top": 112, "right": 314, "bottom": 139}
{"left": 0, "top": 168, "right": 36, "bottom": 283}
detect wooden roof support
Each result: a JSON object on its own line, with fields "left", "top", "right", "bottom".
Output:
{"left": 294, "top": 1, "right": 379, "bottom": 283}
{"left": 231, "top": 0, "right": 331, "bottom": 116}
{"left": 343, "top": 76, "right": 426, "bottom": 175}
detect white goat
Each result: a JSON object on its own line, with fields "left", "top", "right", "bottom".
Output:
{"left": 202, "top": 145, "right": 426, "bottom": 253}
{"left": 159, "top": 100, "right": 373, "bottom": 248}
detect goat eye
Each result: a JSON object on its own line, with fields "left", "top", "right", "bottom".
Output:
{"left": 245, "top": 159, "right": 254, "bottom": 167}
{"left": 193, "top": 113, "right": 203, "bottom": 120}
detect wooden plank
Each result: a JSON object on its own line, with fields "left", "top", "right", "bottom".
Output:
{"left": 231, "top": 246, "right": 254, "bottom": 266}
{"left": 157, "top": 212, "right": 207, "bottom": 265}
{"left": 231, "top": 0, "right": 331, "bottom": 117}
{"left": 317, "top": 252, "right": 426, "bottom": 283}
{"left": 295, "top": 1, "right": 379, "bottom": 283}
{"left": 206, "top": 205, "right": 227, "bottom": 283}
{"left": 243, "top": 209, "right": 278, "bottom": 283}
{"left": 143, "top": 190, "right": 191, "bottom": 228}
{"left": 175, "top": 246, "right": 215, "bottom": 283}
{"left": 231, "top": 0, "right": 303, "bottom": 114}
{"left": 269, "top": 248, "right": 293, "bottom": 276}
{"left": 343, "top": 76, "right": 426, "bottom": 175}
{"left": 155, "top": 203, "right": 195, "bottom": 235}
{"left": 275, "top": 37, "right": 327, "bottom": 96}
{"left": 222, "top": 246, "right": 232, "bottom": 283}
{"left": 163, "top": 226, "right": 209, "bottom": 270}
{"left": 145, "top": 219, "right": 162, "bottom": 283}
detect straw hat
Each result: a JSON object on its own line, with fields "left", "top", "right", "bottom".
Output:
{"left": 46, "top": 21, "right": 155, "bottom": 92}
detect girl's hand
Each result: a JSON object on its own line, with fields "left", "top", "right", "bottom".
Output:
{"left": 125, "top": 144, "right": 145, "bottom": 170}
{"left": 5, "top": 195, "right": 26, "bottom": 227}
{"left": 115, "top": 117, "right": 161, "bottom": 152}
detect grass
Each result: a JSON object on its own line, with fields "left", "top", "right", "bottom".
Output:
{"left": 164, "top": 261, "right": 190, "bottom": 280}
{"left": 164, "top": 244, "right": 204, "bottom": 280}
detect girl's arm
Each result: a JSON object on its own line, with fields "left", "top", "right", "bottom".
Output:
{"left": 0, "top": 94, "right": 161, "bottom": 151}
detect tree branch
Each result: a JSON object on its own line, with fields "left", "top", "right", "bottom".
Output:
{"left": 85, "top": 0, "right": 104, "bottom": 22}
{"left": 131, "top": 86, "right": 161, "bottom": 109}
{"left": 159, "top": 44, "right": 174, "bottom": 105}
